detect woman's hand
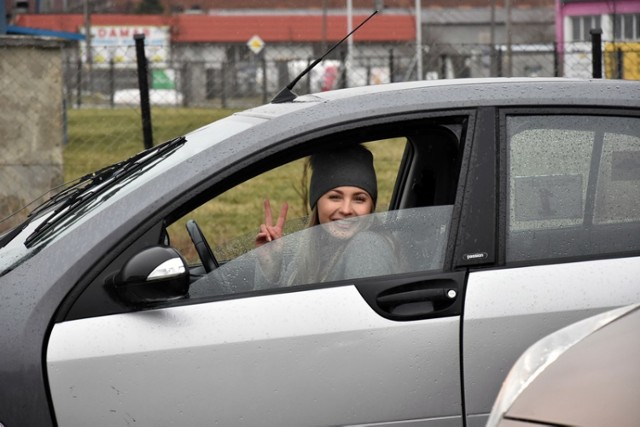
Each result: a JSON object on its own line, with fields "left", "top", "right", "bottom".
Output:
{"left": 255, "top": 198, "right": 288, "bottom": 247}
{"left": 255, "top": 199, "right": 288, "bottom": 283}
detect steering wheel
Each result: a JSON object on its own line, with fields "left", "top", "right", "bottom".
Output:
{"left": 185, "top": 219, "right": 219, "bottom": 272}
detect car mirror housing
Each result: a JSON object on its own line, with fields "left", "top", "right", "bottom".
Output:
{"left": 109, "top": 246, "right": 189, "bottom": 306}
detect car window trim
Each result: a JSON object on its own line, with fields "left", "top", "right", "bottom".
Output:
{"left": 453, "top": 106, "right": 495, "bottom": 269}
{"left": 497, "top": 107, "right": 640, "bottom": 267}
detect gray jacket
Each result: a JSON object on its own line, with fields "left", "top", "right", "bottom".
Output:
{"left": 254, "top": 230, "right": 397, "bottom": 289}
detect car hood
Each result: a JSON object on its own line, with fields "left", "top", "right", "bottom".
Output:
{"left": 503, "top": 305, "right": 640, "bottom": 426}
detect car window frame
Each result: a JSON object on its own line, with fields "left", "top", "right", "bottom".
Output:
{"left": 453, "top": 106, "right": 496, "bottom": 269}
{"left": 497, "top": 106, "right": 640, "bottom": 268}
{"left": 57, "top": 109, "right": 478, "bottom": 322}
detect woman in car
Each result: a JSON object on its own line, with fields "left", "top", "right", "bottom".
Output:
{"left": 254, "top": 144, "right": 399, "bottom": 287}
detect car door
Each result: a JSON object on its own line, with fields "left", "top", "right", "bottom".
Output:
{"left": 462, "top": 109, "right": 640, "bottom": 427}
{"left": 46, "top": 113, "right": 478, "bottom": 426}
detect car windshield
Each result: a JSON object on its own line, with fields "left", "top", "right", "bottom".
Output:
{"left": 0, "top": 115, "right": 261, "bottom": 277}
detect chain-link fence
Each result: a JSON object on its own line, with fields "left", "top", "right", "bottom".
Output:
{"left": 66, "top": 42, "right": 550, "bottom": 110}
{"left": 66, "top": 40, "right": 640, "bottom": 109}
{"left": 1, "top": 35, "right": 639, "bottom": 233}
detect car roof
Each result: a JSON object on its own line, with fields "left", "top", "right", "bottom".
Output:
{"left": 239, "top": 78, "right": 640, "bottom": 121}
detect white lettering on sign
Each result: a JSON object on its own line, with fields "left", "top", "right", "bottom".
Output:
{"left": 95, "top": 27, "right": 152, "bottom": 39}
{"left": 83, "top": 26, "right": 170, "bottom": 47}
{"left": 79, "top": 25, "right": 171, "bottom": 67}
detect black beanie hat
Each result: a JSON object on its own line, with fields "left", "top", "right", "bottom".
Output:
{"left": 309, "top": 145, "right": 377, "bottom": 209}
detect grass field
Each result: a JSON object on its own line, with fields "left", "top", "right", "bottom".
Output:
{"left": 64, "top": 107, "right": 238, "bottom": 181}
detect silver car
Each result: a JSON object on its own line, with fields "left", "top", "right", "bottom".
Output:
{"left": 1, "top": 78, "right": 639, "bottom": 426}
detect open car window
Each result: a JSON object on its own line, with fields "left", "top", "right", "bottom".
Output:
{"left": 164, "top": 117, "right": 466, "bottom": 300}
{"left": 166, "top": 138, "right": 407, "bottom": 267}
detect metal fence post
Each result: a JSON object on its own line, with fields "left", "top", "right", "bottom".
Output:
{"left": 134, "top": 34, "right": 153, "bottom": 150}
{"left": 181, "top": 62, "right": 190, "bottom": 107}
{"left": 76, "top": 58, "right": 82, "bottom": 107}
{"left": 389, "top": 48, "right": 394, "bottom": 83}
{"left": 221, "top": 62, "right": 228, "bottom": 108}
{"left": 262, "top": 54, "right": 268, "bottom": 104}
{"left": 553, "top": 41, "right": 560, "bottom": 77}
{"left": 616, "top": 47, "right": 623, "bottom": 79}
{"left": 590, "top": 28, "right": 603, "bottom": 79}
{"left": 109, "top": 59, "right": 115, "bottom": 108}
{"left": 340, "top": 50, "right": 347, "bottom": 89}
{"left": 306, "top": 57, "right": 312, "bottom": 95}
{"left": 0, "top": 0, "right": 6, "bottom": 35}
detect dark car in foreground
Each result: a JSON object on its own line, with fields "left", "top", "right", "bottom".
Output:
{"left": 487, "top": 303, "right": 640, "bottom": 427}
{"left": 1, "top": 78, "right": 639, "bottom": 426}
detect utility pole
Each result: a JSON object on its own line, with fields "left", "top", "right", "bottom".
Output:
{"left": 506, "top": 0, "right": 512, "bottom": 77}
{"left": 322, "top": 0, "right": 327, "bottom": 54}
{"left": 416, "top": 0, "right": 422, "bottom": 80}
{"left": 84, "top": 0, "right": 93, "bottom": 93}
{"left": 0, "top": 0, "right": 6, "bottom": 35}
{"left": 346, "top": 0, "right": 353, "bottom": 86}
{"left": 490, "top": 0, "right": 496, "bottom": 76}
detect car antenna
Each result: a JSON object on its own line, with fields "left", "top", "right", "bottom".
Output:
{"left": 271, "top": 9, "right": 379, "bottom": 104}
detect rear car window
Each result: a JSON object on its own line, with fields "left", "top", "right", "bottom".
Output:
{"left": 506, "top": 114, "right": 640, "bottom": 262}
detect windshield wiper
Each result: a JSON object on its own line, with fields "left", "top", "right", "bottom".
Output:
{"left": 24, "top": 136, "right": 186, "bottom": 247}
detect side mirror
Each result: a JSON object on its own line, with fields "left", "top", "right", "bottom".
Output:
{"left": 110, "top": 246, "right": 189, "bottom": 306}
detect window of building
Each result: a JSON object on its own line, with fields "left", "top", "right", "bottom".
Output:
{"left": 614, "top": 13, "right": 640, "bottom": 40}
{"left": 571, "top": 15, "right": 602, "bottom": 41}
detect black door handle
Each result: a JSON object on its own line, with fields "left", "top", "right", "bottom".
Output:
{"left": 377, "top": 287, "right": 457, "bottom": 306}
{"left": 356, "top": 272, "right": 466, "bottom": 321}
{"left": 376, "top": 284, "right": 458, "bottom": 318}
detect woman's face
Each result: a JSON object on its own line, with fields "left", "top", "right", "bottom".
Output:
{"left": 316, "top": 186, "right": 374, "bottom": 239}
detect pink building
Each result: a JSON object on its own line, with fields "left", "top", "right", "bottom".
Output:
{"left": 557, "top": 0, "right": 640, "bottom": 44}
{"left": 556, "top": 0, "right": 640, "bottom": 78}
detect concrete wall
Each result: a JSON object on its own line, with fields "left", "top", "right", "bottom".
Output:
{"left": 0, "top": 36, "right": 66, "bottom": 233}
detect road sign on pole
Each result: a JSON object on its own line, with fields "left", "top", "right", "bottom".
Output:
{"left": 247, "top": 35, "right": 265, "bottom": 54}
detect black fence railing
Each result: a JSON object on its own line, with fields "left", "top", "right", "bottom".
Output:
{"left": 62, "top": 39, "right": 640, "bottom": 111}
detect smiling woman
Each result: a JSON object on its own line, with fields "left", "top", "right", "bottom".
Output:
{"left": 253, "top": 144, "right": 398, "bottom": 288}
{"left": 166, "top": 139, "right": 406, "bottom": 264}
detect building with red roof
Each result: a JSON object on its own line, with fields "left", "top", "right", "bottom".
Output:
{"left": 12, "top": 12, "right": 416, "bottom": 43}
{"left": 4, "top": 1, "right": 558, "bottom": 104}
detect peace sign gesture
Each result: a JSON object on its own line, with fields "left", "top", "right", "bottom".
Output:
{"left": 255, "top": 198, "right": 289, "bottom": 247}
